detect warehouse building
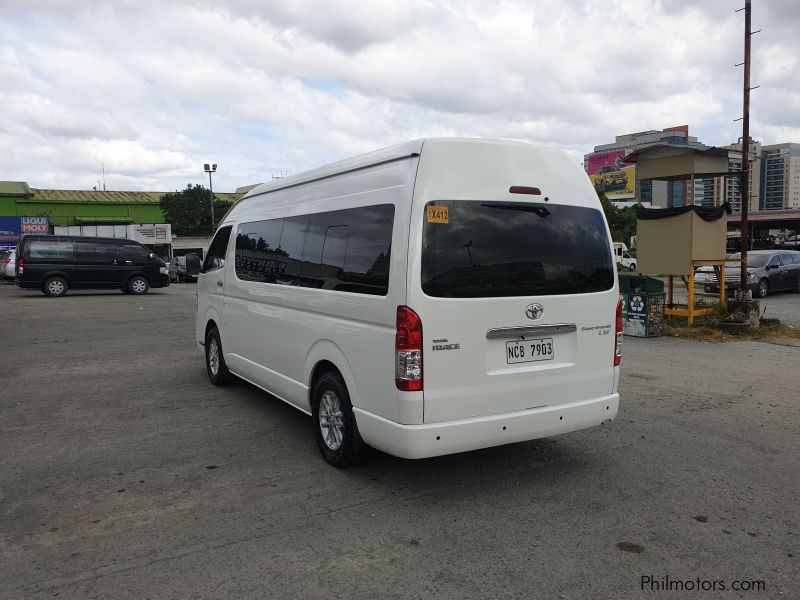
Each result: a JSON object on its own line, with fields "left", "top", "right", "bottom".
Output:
{"left": 0, "top": 181, "right": 243, "bottom": 256}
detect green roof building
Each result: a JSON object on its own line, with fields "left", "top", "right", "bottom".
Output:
{"left": 0, "top": 181, "right": 243, "bottom": 226}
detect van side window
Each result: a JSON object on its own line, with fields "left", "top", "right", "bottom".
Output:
{"left": 336, "top": 205, "right": 393, "bottom": 294}
{"left": 204, "top": 226, "right": 233, "bottom": 273}
{"left": 76, "top": 242, "right": 118, "bottom": 262}
{"left": 28, "top": 240, "right": 74, "bottom": 260}
{"left": 124, "top": 245, "right": 150, "bottom": 262}
{"left": 235, "top": 219, "right": 285, "bottom": 282}
{"left": 279, "top": 215, "right": 309, "bottom": 284}
{"left": 235, "top": 204, "right": 394, "bottom": 295}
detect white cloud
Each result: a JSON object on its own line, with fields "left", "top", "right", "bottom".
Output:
{"left": 0, "top": 0, "right": 798, "bottom": 192}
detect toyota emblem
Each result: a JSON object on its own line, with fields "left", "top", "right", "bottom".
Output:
{"left": 525, "top": 303, "right": 544, "bottom": 320}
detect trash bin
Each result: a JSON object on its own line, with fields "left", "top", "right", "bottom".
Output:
{"left": 619, "top": 275, "right": 665, "bottom": 337}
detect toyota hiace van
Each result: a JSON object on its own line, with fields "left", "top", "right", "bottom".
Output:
{"left": 197, "top": 139, "right": 621, "bottom": 466}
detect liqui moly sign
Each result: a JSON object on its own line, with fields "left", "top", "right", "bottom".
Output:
{"left": 21, "top": 216, "right": 50, "bottom": 233}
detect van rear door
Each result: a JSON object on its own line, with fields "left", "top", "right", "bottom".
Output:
{"left": 408, "top": 199, "right": 618, "bottom": 423}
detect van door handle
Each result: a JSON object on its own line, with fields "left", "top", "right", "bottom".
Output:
{"left": 217, "top": 281, "right": 224, "bottom": 287}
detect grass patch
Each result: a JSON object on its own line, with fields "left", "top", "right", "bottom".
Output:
{"left": 660, "top": 307, "right": 800, "bottom": 342}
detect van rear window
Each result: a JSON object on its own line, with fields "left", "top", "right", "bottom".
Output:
{"left": 421, "top": 201, "right": 614, "bottom": 298}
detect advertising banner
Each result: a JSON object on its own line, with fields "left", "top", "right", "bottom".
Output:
{"left": 21, "top": 216, "right": 50, "bottom": 234}
{"left": 0, "top": 216, "right": 50, "bottom": 248}
{"left": 132, "top": 224, "right": 172, "bottom": 244}
{"left": 587, "top": 150, "right": 635, "bottom": 200}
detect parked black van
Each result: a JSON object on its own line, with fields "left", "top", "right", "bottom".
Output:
{"left": 15, "top": 235, "right": 170, "bottom": 297}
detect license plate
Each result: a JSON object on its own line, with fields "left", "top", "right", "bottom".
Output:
{"left": 506, "top": 338, "right": 554, "bottom": 364}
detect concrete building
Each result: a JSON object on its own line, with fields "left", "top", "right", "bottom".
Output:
{"left": 584, "top": 126, "right": 708, "bottom": 208}
{"left": 760, "top": 143, "right": 800, "bottom": 210}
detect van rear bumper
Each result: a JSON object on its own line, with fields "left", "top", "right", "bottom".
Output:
{"left": 354, "top": 393, "right": 619, "bottom": 460}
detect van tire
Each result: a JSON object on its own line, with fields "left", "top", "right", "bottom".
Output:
{"left": 205, "top": 326, "right": 232, "bottom": 386}
{"left": 128, "top": 276, "right": 149, "bottom": 295}
{"left": 311, "top": 372, "right": 365, "bottom": 468}
{"left": 43, "top": 276, "right": 68, "bottom": 297}
{"left": 756, "top": 278, "right": 768, "bottom": 298}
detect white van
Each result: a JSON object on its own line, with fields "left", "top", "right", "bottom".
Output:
{"left": 613, "top": 242, "right": 637, "bottom": 272}
{"left": 197, "top": 139, "right": 621, "bottom": 467}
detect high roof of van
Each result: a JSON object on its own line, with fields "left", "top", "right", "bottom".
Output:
{"left": 229, "top": 138, "right": 583, "bottom": 222}
{"left": 243, "top": 139, "right": 427, "bottom": 202}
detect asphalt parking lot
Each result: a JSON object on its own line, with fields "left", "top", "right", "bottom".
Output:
{"left": 1, "top": 282, "right": 797, "bottom": 599}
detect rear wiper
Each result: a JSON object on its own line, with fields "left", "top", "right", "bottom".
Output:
{"left": 481, "top": 203, "right": 550, "bottom": 218}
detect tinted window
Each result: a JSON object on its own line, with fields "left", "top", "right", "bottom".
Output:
{"left": 235, "top": 204, "right": 394, "bottom": 295}
{"left": 203, "top": 226, "right": 232, "bottom": 272}
{"left": 280, "top": 215, "right": 309, "bottom": 283}
{"left": 76, "top": 242, "right": 118, "bottom": 262}
{"left": 766, "top": 255, "right": 780, "bottom": 268}
{"left": 421, "top": 201, "right": 614, "bottom": 298}
{"left": 124, "top": 245, "right": 150, "bottom": 262}
{"left": 779, "top": 253, "right": 796, "bottom": 266}
{"left": 744, "top": 254, "right": 769, "bottom": 268}
{"left": 28, "top": 240, "right": 74, "bottom": 260}
{"left": 235, "top": 219, "right": 287, "bottom": 282}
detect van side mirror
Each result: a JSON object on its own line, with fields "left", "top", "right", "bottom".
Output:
{"left": 149, "top": 253, "right": 155, "bottom": 260}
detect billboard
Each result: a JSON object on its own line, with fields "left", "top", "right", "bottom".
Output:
{"left": 0, "top": 216, "right": 50, "bottom": 248}
{"left": 587, "top": 150, "right": 635, "bottom": 200}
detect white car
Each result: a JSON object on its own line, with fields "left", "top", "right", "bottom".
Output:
{"left": 1, "top": 249, "right": 16, "bottom": 279}
{"left": 196, "top": 139, "right": 621, "bottom": 467}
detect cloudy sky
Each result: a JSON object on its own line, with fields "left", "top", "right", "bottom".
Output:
{"left": 1, "top": 0, "right": 798, "bottom": 192}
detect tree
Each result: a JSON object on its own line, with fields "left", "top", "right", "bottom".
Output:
{"left": 595, "top": 184, "right": 637, "bottom": 247}
{"left": 159, "top": 184, "right": 233, "bottom": 236}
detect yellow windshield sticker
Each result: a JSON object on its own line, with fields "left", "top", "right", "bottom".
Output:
{"left": 426, "top": 205, "right": 449, "bottom": 224}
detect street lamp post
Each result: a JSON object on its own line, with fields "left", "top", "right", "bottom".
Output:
{"left": 204, "top": 163, "right": 217, "bottom": 233}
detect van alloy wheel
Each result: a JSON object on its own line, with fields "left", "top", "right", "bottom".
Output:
{"left": 128, "top": 276, "right": 149, "bottom": 295}
{"left": 44, "top": 277, "right": 67, "bottom": 297}
{"left": 757, "top": 278, "right": 768, "bottom": 298}
{"left": 204, "top": 326, "right": 232, "bottom": 386}
{"left": 311, "top": 372, "right": 366, "bottom": 467}
{"left": 208, "top": 337, "right": 220, "bottom": 376}
{"left": 318, "top": 391, "right": 345, "bottom": 451}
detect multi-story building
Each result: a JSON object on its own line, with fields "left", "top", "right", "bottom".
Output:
{"left": 759, "top": 143, "right": 800, "bottom": 210}
{"left": 720, "top": 140, "right": 761, "bottom": 213}
{"left": 584, "top": 126, "right": 704, "bottom": 208}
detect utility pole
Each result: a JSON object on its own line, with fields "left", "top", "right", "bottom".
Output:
{"left": 736, "top": 0, "right": 759, "bottom": 299}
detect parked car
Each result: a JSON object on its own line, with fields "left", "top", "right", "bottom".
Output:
{"left": 15, "top": 235, "right": 170, "bottom": 297}
{"left": 196, "top": 138, "right": 621, "bottom": 467}
{"left": 695, "top": 250, "right": 800, "bottom": 297}
{"left": 1, "top": 249, "right": 15, "bottom": 280}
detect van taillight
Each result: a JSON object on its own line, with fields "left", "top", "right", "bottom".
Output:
{"left": 614, "top": 297, "right": 623, "bottom": 366}
{"left": 396, "top": 305, "right": 423, "bottom": 391}
{"left": 17, "top": 258, "right": 24, "bottom": 274}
